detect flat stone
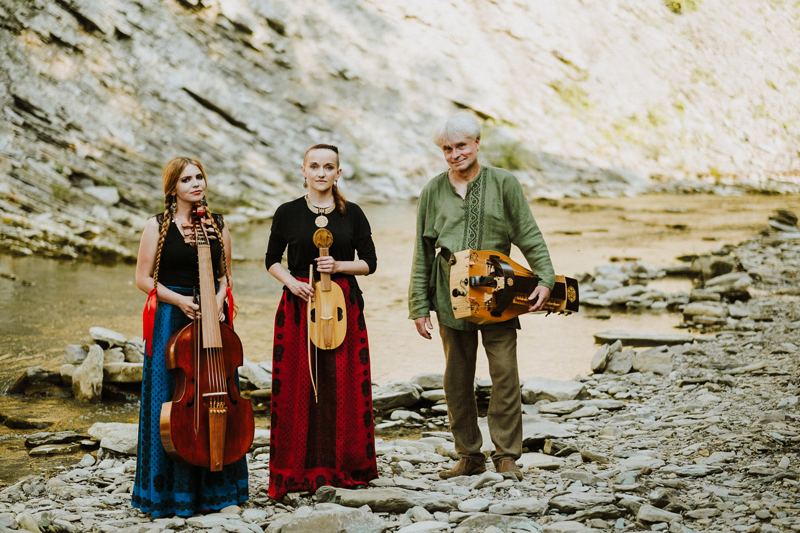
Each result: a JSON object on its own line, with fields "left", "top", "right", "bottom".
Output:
{"left": 103, "top": 363, "right": 143, "bottom": 383}
{"left": 705, "top": 272, "right": 752, "bottom": 289}
{"left": 663, "top": 464, "right": 723, "bottom": 477}
{"left": 2, "top": 415, "right": 52, "bottom": 430}
{"left": 421, "top": 389, "right": 446, "bottom": 402}
{"left": 396, "top": 522, "right": 450, "bottom": 533}
{"left": 252, "top": 429, "right": 270, "bottom": 447}
{"left": 372, "top": 380, "right": 421, "bottom": 410}
{"left": 602, "top": 284, "right": 647, "bottom": 303}
{"left": 391, "top": 410, "right": 425, "bottom": 422}
{"left": 89, "top": 326, "right": 127, "bottom": 347}
{"left": 562, "top": 470, "right": 602, "bottom": 485}
{"left": 519, "top": 452, "right": 565, "bottom": 471}
{"left": 682, "top": 302, "right": 728, "bottom": 319}
{"left": 280, "top": 507, "right": 385, "bottom": 533}
{"left": 458, "top": 514, "right": 540, "bottom": 533}
{"left": 488, "top": 496, "right": 545, "bottom": 515}
{"left": 593, "top": 330, "right": 695, "bottom": 347}
{"left": 521, "top": 377, "right": 587, "bottom": 403}
{"left": 186, "top": 514, "right": 231, "bottom": 528}
{"left": 25, "top": 431, "right": 84, "bottom": 447}
{"left": 316, "top": 486, "right": 459, "bottom": 513}
{"left": 64, "top": 345, "right": 88, "bottom": 365}
{"left": 239, "top": 359, "right": 272, "bottom": 390}
{"left": 410, "top": 373, "right": 444, "bottom": 390}
{"left": 632, "top": 346, "right": 674, "bottom": 374}
{"left": 694, "top": 451, "right": 734, "bottom": 465}
{"left": 394, "top": 478, "right": 431, "bottom": 491}
{"left": 686, "top": 508, "right": 720, "bottom": 519}
{"left": 123, "top": 339, "right": 145, "bottom": 363}
{"left": 458, "top": 498, "right": 492, "bottom": 513}
{"left": 605, "top": 349, "right": 635, "bottom": 374}
{"left": 637, "top": 504, "right": 682, "bottom": 523}
{"left": 29, "top": 443, "right": 82, "bottom": 455}
{"left": 104, "top": 346, "right": 125, "bottom": 364}
{"left": 591, "top": 344, "right": 612, "bottom": 373}
{"left": 563, "top": 406, "right": 600, "bottom": 419}
{"left": 88, "top": 422, "right": 138, "bottom": 454}
{"left": 549, "top": 492, "right": 616, "bottom": 513}
{"left": 582, "top": 399, "right": 625, "bottom": 410}
{"left": 539, "top": 400, "right": 583, "bottom": 415}
{"left": 542, "top": 520, "right": 595, "bottom": 532}
{"left": 619, "top": 455, "right": 665, "bottom": 470}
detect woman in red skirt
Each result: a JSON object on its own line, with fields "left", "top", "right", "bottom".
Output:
{"left": 264, "top": 144, "right": 379, "bottom": 499}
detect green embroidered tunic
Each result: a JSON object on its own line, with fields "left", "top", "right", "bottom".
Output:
{"left": 408, "top": 165, "right": 555, "bottom": 331}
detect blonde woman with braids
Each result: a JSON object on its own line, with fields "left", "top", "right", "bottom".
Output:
{"left": 132, "top": 157, "right": 248, "bottom": 517}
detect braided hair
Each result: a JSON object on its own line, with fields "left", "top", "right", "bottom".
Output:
{"left": 152, "top": 157, "right": 233, "bottom": 317}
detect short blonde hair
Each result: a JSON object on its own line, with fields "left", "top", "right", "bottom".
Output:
{"left": 432, "top": 111, "right": 482, "bottom": 147}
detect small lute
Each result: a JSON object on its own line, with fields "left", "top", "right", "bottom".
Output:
{"left": 308, "top": 228, "right": 347, "bottom": 349}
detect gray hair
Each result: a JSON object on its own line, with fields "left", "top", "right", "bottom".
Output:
{"left": 431, "top": 111, "right": 482, "bottom": 147}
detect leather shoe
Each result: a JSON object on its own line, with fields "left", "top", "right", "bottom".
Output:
{"left": 438, "top": 457, "right": 487, "bottom": 479}
{"left": 496, "top": 458, "right": 523, "bottom": 480}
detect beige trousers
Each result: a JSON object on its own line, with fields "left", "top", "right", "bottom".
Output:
{"left": 439, "top": 324, "right": 522, "bottom": 465}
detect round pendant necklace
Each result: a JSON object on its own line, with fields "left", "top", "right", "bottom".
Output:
{"left": 305, "top": 195, "right": 335, "bottom": 228}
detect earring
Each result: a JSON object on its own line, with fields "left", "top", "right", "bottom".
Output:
{"left": 303, "top": 178, "right": 308, "bottom": 189}
{"left": 333, "top": 182, "right": 338, "bottom": 189}
{"left": 169, "top": 198, "right": 177, "bottom": 218}
{"left": 200, "top": 196, "right": 208, "bottom": 206}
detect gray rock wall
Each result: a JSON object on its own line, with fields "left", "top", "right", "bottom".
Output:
{"left": 2, "top": 0, "right": 800, "bottom": 260}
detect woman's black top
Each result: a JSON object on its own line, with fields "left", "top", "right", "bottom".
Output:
{"left": 155, "top": 213, "right": 224, "bottom": 288}
{"left": 264, "top": 198, "right": 377, "bottom": 290}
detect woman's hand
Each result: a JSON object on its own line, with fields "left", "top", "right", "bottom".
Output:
{"left": 315, "top": 256, "right": 339, "bottom": 274}
{"left": 287, "top": 277, "right": 315, "bottom": 302}
{"left": 177, "top": 295, "right": 200, "bottom": 320}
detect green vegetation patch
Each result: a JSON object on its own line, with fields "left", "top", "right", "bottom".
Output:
{"left": 481, "top": 129, "right": 540, "bottom": 171}
{"left": 665, "top": 0, "right": 700, "bottom": 14}
{"left": 548, "top": 79, "right": 591, "bottom": 112}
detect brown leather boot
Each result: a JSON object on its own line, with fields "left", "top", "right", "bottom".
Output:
{"left": 496, "top": 458, "right": 523, "bottom": 481}
{"left": 438, "top": 457, "right": 487, "bottom": 479}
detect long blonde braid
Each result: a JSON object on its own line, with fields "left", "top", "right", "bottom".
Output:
{"left": 151, "top": 198, "right": 173, "bottom": 300}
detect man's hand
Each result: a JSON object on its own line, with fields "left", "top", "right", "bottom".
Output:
{"left": 528, "top": 285, "right": 551, "bottom": 312}
{"left": 414, "top": 317, "right": 433, "bottom": 340}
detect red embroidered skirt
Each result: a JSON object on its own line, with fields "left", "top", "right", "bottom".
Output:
{"left": 268, "top": 277, "right": 378, "bottom": 499}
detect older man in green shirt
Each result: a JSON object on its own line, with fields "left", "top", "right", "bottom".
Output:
{"left": 408, "top": 112, "right": 555, "bottom": 480}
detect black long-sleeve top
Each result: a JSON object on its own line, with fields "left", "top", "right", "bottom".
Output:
{"left": 265, "top": 197, "right": 377, "bottom": 292}
{"left": 156, "top": 212, "right": 224, "bottom": 288}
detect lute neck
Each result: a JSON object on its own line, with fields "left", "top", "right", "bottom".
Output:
{"left": 318, "top": 246, "right": 332, "bottom": 292}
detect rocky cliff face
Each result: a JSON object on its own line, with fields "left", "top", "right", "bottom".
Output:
{"left": 1, "top": 0, "right": 800, "bottom": 260}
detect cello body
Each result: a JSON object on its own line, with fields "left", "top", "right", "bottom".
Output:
{"left": 449, "top": 249, "right": 579, "bottom": 324}
{"left": 159, "top": 207, "right": 254, "bottom": 471}
{"left": 160, "top": 322, "right": 254, "bottom": 469}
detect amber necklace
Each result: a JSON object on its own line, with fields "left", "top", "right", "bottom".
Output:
{"left": 305, "top": 195, "right": 334, "bottom": 228}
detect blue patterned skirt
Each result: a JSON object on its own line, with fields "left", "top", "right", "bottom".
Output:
{"left": 132, "top": 287, "right": 249, "bottom": 517}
